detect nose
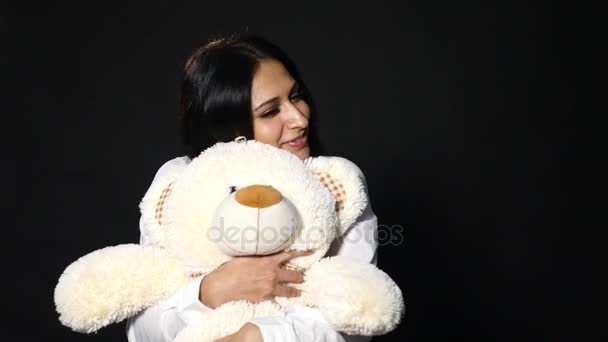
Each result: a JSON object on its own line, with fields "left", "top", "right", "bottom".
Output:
{"left": 235, "top": 185, "right": 283, "bottom": 208}
{"left": 284, "top": 102, "right": 309, "bottom": 130}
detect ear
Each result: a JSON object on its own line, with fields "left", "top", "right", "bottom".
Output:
{"left": 139, "top": 161, "right": 187, "bottom": 247}
{"left": 308, "top": 156, "right": 369, "bottom": 235}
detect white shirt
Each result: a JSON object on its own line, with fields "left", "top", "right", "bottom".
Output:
{"left": 127, "top": 156, "right": 379, "bottom": 342}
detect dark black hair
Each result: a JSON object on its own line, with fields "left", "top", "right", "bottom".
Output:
{"left": 179, "top": 33, "right": 323, "bottom": 159}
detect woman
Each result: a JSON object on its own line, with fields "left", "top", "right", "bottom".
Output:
{"left": 127, "top": 34, "right": 378, "bottom": 342}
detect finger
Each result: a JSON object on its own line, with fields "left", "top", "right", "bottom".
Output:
{"left": 273, "top": 249, "right": 315, "bottom": 265}
{"left": 273, "top": 284, "right": 300, "bottom": 298}
{"left": 277, "top": 269, "right": 304, "bottom": 284}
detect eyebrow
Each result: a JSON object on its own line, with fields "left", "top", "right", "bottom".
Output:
{"left": 254, "top": 97, "right": 279, "bottom": 112}
{"left": 253, "top": 81, "right": 300, "bottom": 112}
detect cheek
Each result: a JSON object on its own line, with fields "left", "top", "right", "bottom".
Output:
{"left": 298, "top": 101, "right": 311, "bottom": 119}
{"left": 253, "top": 118, "right": 283, "bottom": 146}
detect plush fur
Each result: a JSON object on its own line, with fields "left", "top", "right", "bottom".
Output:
{"left": 54, "top": 245, "right": 190, "bottom": 332}
{"left": 54, "top": 140, "right": 404, "bottom": 340}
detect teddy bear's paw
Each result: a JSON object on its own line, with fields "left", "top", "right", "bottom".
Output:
{"left": 303, "top": 256, "right": 405, "bottom": 336}
{"left": 174, "top": 300, "right": 282, "bottom": 342}
{"left": 54, "top": 244, "right": 190, "bottom": 333}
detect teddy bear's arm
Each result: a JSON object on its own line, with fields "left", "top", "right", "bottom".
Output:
{"left": 54, "top": 244, "right": 191, "bottom": 333}
{"left": 299, "top": 256, "right": 405, "bottom": 336}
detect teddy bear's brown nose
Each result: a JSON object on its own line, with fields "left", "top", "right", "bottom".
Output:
{"left": 235, "top": 185, "right": 283, "bottom": 208}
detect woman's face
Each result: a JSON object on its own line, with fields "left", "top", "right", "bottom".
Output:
{"left": 251, "top": 58, "right": 310, "bottom": 160}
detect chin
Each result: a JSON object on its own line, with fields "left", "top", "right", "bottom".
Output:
{"left": 295, "top": 147, "right": 311, "bottom": 160}
{"left": 278, "top": 143, "right": 310, "bottom": 160}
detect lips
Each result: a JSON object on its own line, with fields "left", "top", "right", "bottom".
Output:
{"left": 285, "top": 133, "right": 308, "bottom": 148}
{"left": 285, "top": 133, "right": 303, "bottom": 143}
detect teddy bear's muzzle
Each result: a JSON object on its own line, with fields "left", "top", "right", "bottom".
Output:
{"left": 211, "top": 185, "right": 301, "bottom": 256}
{"left": 234, "top": 185, "right": 283, "bottom": 208}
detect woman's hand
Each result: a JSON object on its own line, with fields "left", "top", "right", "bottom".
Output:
{"left": 199, "top": 250, "right": 313, "bottom": 308}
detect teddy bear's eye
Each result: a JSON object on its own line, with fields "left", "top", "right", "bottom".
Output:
{"left": 228, "top": 186, "right": 237, "bottom": 194}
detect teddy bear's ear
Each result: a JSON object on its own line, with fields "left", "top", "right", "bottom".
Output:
{"left": 308, "top": 156, "right": 369, "bottom": 235}
{"left": 139, "top": 160, "right": 187, "bottom": 247}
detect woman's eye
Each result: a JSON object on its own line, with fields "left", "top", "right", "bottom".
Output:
{"left": 261, "top": 108, "right": 279, "bottom": 118}
{"left": 290, "top": 93, "right": 302, "bottom": 101}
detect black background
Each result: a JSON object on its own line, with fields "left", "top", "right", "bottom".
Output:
{"left": 2, "top": 1, "right": 599, "bottom": 340}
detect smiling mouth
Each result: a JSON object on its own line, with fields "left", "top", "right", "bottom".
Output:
{"left": 286, "top": 133, "right": 304, "bottom": 144}
{"left": 282, "top": 129, "right": 309, "bottom": 148}
{"left": 286, "top": 134, "right": 308, "bottom": 148}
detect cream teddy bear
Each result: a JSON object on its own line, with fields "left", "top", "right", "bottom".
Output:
{"left": 54, "top": 140, "right": 404, "bottom": 341}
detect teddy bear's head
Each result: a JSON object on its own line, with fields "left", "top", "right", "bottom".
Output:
{"left": 140, "top": 140, "right": 366, "bottom": 275}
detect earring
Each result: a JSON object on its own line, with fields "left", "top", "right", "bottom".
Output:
{"left": 234, "top": 136, "right": 246, "bottom": 143}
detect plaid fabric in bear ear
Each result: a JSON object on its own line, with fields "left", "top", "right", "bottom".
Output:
{"left": 314, "top": 172, "right": 346, "bottom": 213}
{"left": 155, "top": 182, "right": 174, "bottom": 226}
